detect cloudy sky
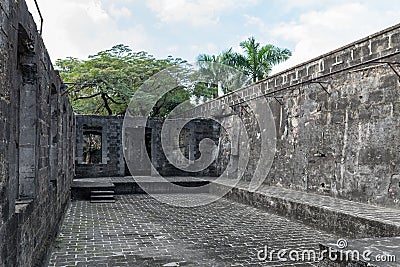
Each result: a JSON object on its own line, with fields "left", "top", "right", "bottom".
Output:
{"left": 26, "top": 0, "right": 400, "bottom": 73}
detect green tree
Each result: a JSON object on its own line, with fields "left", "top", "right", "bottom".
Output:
{"left": 56, "top": 44, "right": 187, "bottom": 117}
{"left": 195, "top": 48, "right": 251, "bottom": 100}
{"left": 198, "top": 37, "right": 291, "bottom": 83}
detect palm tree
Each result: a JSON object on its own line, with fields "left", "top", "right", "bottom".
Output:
{"left": 198, "top": 37, "right": 291, "bottom": 83}
{"left": 238, "top": 37, "right": 291, "bottom": 82}
{"left": 197, "top": 48, "right": 242, "bottom": 68}
{"left": 196, "top": 53, "right": 227, "bottom": 98}
{"left": 197, "top": 48, "right": 250, "bottom": 97}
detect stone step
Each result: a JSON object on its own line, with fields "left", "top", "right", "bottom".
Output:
{"left": 72, "top": 178, "right": 116, "bottom": 200}
{"left": 91, "top": 190, "right": 114, "bottom": 195}
{"left": 91, "top": 195, "right": 114, "bottom": 199}
{"left": 90, "top": 199, "right": 116, "bottom": 203}
{"left": 90, "top": 187, "right": 115, "bottom": 203}
{"left": 90, "top": 191, "right": 115, "bottom": 203}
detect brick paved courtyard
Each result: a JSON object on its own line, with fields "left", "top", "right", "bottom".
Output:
{"left": 48, "top": 194, "right": 338, "bottom": 267}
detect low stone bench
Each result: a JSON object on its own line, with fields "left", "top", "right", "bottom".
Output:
{"left": 209, "top": 179, "right": 400, "bottom": 239}
{"left": 209, "top": 179, "right": 400, "bottom": 266}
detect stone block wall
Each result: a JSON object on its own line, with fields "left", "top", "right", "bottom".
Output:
{"left": 75, "top": 115, "right": 125, "bottom": 178}
{"left": 75, "top": 116, "right": 221, "bottom": 178}
{"left": 267, "top": 66, "right": 400, "bottom": 207}
{"left": 0, "top": 0, "right": 75, "bottom": 266}
{"left": 181, "top": 24, "right": 400, "bottom": 208}
{"left": 151, "top": 119, "right": 221, "bottom": 177}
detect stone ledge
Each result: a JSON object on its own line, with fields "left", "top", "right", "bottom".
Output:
{"left": 209, "top": 179, "right": 400, "bottom": 238}
{"left": 71, "top": 176, "right": 213, "bottom": 200}
{"left": 179, "top": 23, "right": 400, "bottom": 119}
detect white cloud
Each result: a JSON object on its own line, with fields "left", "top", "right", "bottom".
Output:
{"left": 270, "top": 2, "right": 400, "bottom": 74}
{"left": 26, "top": 0, "right": 150, "bottom": 61}
{"left": 108, "top": 4, "right": 132, "bottom": 18}
{"left": 146, "top": 0, "right": 258, "bottom": 26}
{"left": 275, "top": 0, "right": 331, "bottom": 10}
{"left": 244, "top": 15, "right": 264, "bottom": 26}
{"left": 24, "top": 0, "right": 400, "bottom": 68}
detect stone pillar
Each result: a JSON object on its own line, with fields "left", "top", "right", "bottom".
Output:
{"left": 49, "top": 85, "right": 59, "bottom": 184}
{"left": 17, "top": 25, "right": 39, "bottom": 199}
{"left": 18, "top": 62, "right": 37, "bottom": 199}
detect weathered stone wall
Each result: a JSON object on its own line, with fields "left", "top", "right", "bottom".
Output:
{"left": 0, "top": 0, "right": 75, "bottom": 266}
{"left": 151, "top": 119, "right": 221, "bottom": 177}
{"left": 75, "top": 116, "right": 221, "bottom": 178}
{"left": 266, "top": 66, "right": 400, "bottom": 207}
{"left": 75, "top": 115, "right": 125, "bottom": 178}
{"left": 182, "top": 24, "right": 400, "bottom": 208}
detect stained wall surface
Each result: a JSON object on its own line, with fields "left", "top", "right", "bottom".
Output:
{"left": 182, "top": 24, "right": 400, "bottom": 208}
{"left": 74, "top": 24, "right": 400, "bottom": 208}
{"left": 0, "top": 0, "right": 75, "bottom": 266}
{"left": 75, "top": 116, "right": 221, "bottom": 178}
{"left": 75, "top": 115, "right": 125, "bottom": 178}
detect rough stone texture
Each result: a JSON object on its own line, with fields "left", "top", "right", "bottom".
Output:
{"left": 181, "top": 24, "right": 400, "bottom": 208}
{"left": 268, "top": 67, "right": 400, "bottom": 208}
{"left": 75, "top": 115, "right": 125, "bottom": 178}
{"left": 49, "top": 194, "right": 337, "bottom": 266}
{"left": 151, "top": 119, "right": 221, "bottom": 177}
{"left": 210, "top": 179, "right": 400, "bottom": 239}
{"left": 74, "top": 24, "right": 400, "bottom": 208}
{"left": 3, "top": 2, "right": 400, "bottom": 266}
{"left": 0, "top": 0, "right": 75, "bottom": 266}
{"left": 75, "top": 117, "right": 221, "bottom": 178}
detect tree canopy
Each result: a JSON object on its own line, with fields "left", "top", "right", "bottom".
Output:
{"left": 57, "top": 39, "right": 291, "bottom": 117}
{"left": 56, "top": 45, "right": 188, "bottom": 117}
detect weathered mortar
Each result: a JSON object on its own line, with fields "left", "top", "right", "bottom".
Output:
{"left": 0, "top": 0, "right": 75, "bottom": 266}
{"left": 74, "top": 24, "right": 400, "bottom": 208}
{"left": 75, "top": 115, "right": 125, "bottom": 178}
{"left": 268, "top": 66, "right": 400, "bottom": 207}
{"left": 151, "top": 119, "right": 221, "bottom": 177}
{"left": 181, "top": 24, "right": 400, "bottom": 208}
{"left": 75, "top": 116, "right": 221, "bottom": 178}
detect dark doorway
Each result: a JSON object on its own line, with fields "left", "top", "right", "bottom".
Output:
{"left": 82, "top": 131, "right": 102, "bottom": 164}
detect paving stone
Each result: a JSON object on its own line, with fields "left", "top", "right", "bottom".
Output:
{"left": 48, "top": 194, "right": 337, "bottom": 266}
